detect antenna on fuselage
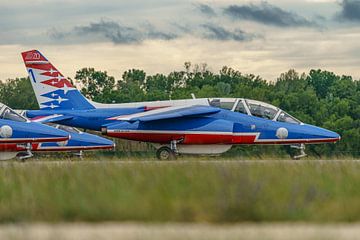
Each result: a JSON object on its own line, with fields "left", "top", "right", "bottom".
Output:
{"left": 191, "top": 93, "right": 196, "bottom": 99}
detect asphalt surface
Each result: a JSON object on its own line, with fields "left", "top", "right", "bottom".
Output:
{"left": 0, "top": 223, "right": 360, "bottom": 240}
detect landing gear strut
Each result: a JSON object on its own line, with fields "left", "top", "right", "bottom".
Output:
{"left": 156, "top": 139, "right": 182, "bottom": 160}
{"left": 17, "top": 143, "right": 33, "bottom": 161}
{"left": 291, "top": 144, "right": 307, "bottom": 160}
{"left": 74, "top": 150, "right": 84, "bottom": 158}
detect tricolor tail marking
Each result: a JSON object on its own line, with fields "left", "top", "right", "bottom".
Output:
{"left": 21, "top": 50, "right": 95, "bottom": 110}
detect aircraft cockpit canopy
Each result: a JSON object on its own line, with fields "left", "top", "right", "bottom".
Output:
{"left": 208, "top": 98, "right": 301, "bottom": 124}
{"left": 55, "top": 124, "right": 81, "bottom": 134}
{"left": 208, "top": 98, "right": 236, "bottom": 110}
{"left": 0, "top": 103, "right": 28, "bottom": 122}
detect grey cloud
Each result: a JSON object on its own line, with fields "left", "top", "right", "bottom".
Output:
{"left": 171, "top": 22, "right": 192, "bottom": 33}
{"left": 49, "top": 20, "right": 177, "bottom": 44}
{"left": 338, "top": 0, "right": 360, "bottom": 21}
{"left": 141, "top": 22, "right": 178, "bottom": 40}
{"left": 201, "top": 23, "right": 254, "bottom": 41}
{"left": 147, "top": 30, "right": 177, "bottom": 40}
{"left": 196, "top": 3, "right": 216, "bottom": 17}
{"left": 223, "top": 2, "right": 315, "bottom": 27}
{"left": 74, "top": 20, "right": 143, "bottom": 44}
{"left": 48, "top": 19, "right": 259, "bottom": 44}
{"left": 47, "top": 27, "right": 67, "bottom": 40}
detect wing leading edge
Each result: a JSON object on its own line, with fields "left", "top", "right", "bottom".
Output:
{"left": 30, "top": 114, "right": 74, "bottom": 123}
{"left": 108, "top": 105, "right": 220, "bottom": 122}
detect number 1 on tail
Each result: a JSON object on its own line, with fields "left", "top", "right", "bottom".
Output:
{"left": 28, "top": 69, "right": 36, "bottom": 83}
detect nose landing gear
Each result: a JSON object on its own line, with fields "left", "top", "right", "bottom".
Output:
{"left": 291, "top": 144, "right": 307, "bottom": 160}
{"left": 17, "top": 143, "right": 33, "bottom": 161}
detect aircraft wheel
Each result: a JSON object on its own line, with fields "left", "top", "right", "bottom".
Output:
{"left": 156, "top": 147, "right": 176, "bottom": 160}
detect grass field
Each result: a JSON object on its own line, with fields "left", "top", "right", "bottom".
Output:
{"left": 0, "top": 158, "right": 360, "bottom": 223}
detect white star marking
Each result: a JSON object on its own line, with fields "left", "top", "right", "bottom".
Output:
{"left": 57, "top": 96, "right": 67, "bottom": 104}
{"left": 51, "top": 93, "right": 57, "bottom": 98}
{"left": 62, "top": 84, "right": 71, "bottom": 94}
{"left": 50, "top": 103, "right": 58, "bottom": 109}
{"left": 57, "top": 75, "right": 63, "bottom": 81}
{"left": 49, "top": 68, "right": 57, "bottom": 75}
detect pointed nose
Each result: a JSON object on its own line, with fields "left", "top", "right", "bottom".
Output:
{"left": 303, "top": 124, "right": 341, "bottom": 143}
{"left": 74, "top": 132, "right": 115, "bottom": 149}
{"left": 87, "top": 135, "right": 114, "bottom": 148}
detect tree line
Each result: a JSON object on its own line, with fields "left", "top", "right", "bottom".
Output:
{"left": 1, "top": 63, "right": 359, "bottom": 157}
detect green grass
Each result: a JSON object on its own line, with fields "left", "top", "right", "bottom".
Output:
{"left": 0, "top": 159, "right": 360, "bottom": 223}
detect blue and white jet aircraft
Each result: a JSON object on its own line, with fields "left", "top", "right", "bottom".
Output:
{"left": 0, "top": 103, "right": 69, "bottom": 160}
{"left": 0, "top": 103, "right": 114, "bottom": 160}
{"left": 22, "top": 50, "right": 340, "bottom": 159}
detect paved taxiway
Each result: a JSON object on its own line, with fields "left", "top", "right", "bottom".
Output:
{"left": 0, "top": 223, "right": 360, "bottom": 240}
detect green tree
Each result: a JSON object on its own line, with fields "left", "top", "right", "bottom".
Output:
{"left": 0, "top": 77, "right": 37, "bottom": 109}
{"left": 75, "top": 68, "right": 116, "bottom": 102}
{"left": 307, "top": 69, "right": 338, "bottom": 98}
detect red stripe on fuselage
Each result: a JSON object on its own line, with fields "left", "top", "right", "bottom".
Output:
{"left": 0, "top": 144, "right": 18, "bottom": 151}
{"left": 107, "top": 132, "right": 255, "bottom": 144}
{"left": 0, "top": 143, "right": 114, "bottom": 152}
{"left": 33, "top": 145, "right": 114, "bottom": 151}
{"left": 106, "top": 131, "right": 339, "bottom": 145}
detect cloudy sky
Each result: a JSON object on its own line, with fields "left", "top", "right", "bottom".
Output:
{"left": 1, "top": 0, "right": 360, "bottom": 81}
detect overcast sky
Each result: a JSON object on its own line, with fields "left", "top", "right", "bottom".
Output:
{"left": 1, "top": 0, "right": 360, "bottom": 81}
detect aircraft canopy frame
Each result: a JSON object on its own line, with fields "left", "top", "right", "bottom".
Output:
{"left": 208, "top": 98, "right": 302, "bottom": 124}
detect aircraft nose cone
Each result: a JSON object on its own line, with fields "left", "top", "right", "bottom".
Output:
{"left": 304, "top": 124, "right": 341, "bottom": 143}
{"left": 90, "top": 136, "right": 114, "bottom": 147}
{"left": 324, "top": 129, "right": 341, "bottom": 140}
{"left": 75, "top": 132, "right": 115, "bottom": 149}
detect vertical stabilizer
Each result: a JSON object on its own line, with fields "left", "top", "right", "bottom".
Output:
{"left": 21, "top": 50, "right": 95, "bottom": 110}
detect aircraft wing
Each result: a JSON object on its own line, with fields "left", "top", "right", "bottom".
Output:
{"left": 108, "top": 105, "right": 220, "bottom": 122}
{"left": 30, "top": 114, "right": 73, "bottom": 123}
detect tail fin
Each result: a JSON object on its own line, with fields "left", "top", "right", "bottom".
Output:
{"left": 21, "top": 50, "right": 95, "bottom": 110}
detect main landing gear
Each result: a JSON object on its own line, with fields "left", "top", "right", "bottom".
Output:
{"left": 156, "top": 139, "right": 182, "bottom": 160}
{"left": 156, "top": 147, "right": 175, "bottom": 160}
{"left": 290, "top": 143, "right": 307, "bottom": 160}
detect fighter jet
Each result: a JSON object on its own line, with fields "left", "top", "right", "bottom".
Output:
{"left": 21, "top": 50, "right": 340, "bottom": 159}
{"left": 0, "top": 103, "right": 69, "bottom": 160}
{"left": 103, "top": 100, "right": 340, "bottom": 159}
{"left": 0, "top": 103, "right": 114, "bottom": 160}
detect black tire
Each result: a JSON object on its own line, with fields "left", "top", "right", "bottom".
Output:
{"left": 156, "top": 147, "right": 175, "bottom": 160}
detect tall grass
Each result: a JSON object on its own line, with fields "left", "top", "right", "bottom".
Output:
{"left": 0, "top": 160, "right": 359, "bottom": 222}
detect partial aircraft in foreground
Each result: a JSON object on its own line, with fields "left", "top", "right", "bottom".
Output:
{"left": 21, "top": 123, "right": 115, "bottom": 155}
{"left": 22, "top": 50, "right": 340, "bottom": 159}
{"left": 0, "top": 103, "right": 114, "bottom": 160}
{"left": 0, "top": 103, "right": 69, "bottom": 160}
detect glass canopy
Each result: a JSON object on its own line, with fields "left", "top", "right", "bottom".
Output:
{"left": 0, "top": 103, "right": 27, "bottom": 122}
{"left": 208, "top": 98, "right": 301, "bottom": 124}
